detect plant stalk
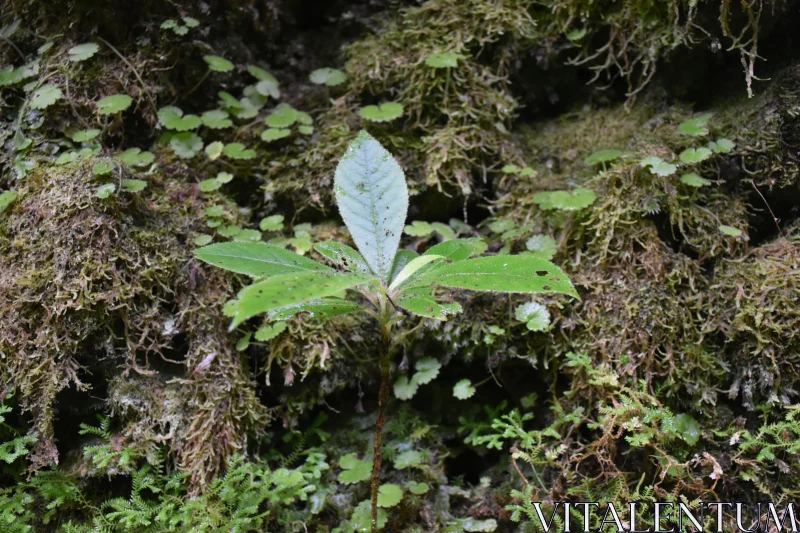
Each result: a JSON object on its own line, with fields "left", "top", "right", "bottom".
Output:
{"left": 370, "top": 306, "right": 393, "bottom": 533}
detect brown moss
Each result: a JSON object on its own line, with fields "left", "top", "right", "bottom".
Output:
{"left": 0, "top": 160, "right": 269, "bottom": 484}
{"left": 707, "top": 226, "right": 800, "bottom": 408}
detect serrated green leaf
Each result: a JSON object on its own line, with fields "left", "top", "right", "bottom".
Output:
{"left": 201, "top": 109, "right": 232, "bottom": 129}
{"left": 413, "top": 357, "right": 441, "bottom": 385}
{"left": 68, "top": 42, "right": 99, "bottom": 62}
{"left": 195, "top": 242, "right": 331, "bottom": 277}
{"left": 247, "top": 65, "right": 278, "bottom": 83}
{"left": 265, "top": 104, "right": 299, "bottom": 128}
{"left": 170, "top": 132, "right": 203, "bottom": 158}
{"left": 396, "top": 286, "right": 462, "bottom": 319}
{"left": 515, "top": 301, "right": 550, "bottom": 331}
{"left": 204, "top": 55, "right": 234, "bottom": 72}
{"left": 158, "top": 106, "right": 201, "bottom": 131}
{"left": 584, "top": 149, "right": 622, "bottom": 166}
{"left": 532, "top": 188, "right": 596, "bottom": 211}
{"left": 314, "top": 242, "right": 371, "bottom": 274}
{"left": 261, "top": 128, "right": 291, "bottom": 142}
{"left": 359, "top": 102, "right": 404, "bottom": 122}
{"left": 679, "top": 147, "right": 712, "bottom": 164}
{"left": 96, "top": 94, "right": 132, "bottom": 114}
{"left": 0, "top": 65, "right": 26, "bottom": 86}
{"left": 335, "top": 131, "right": 409, "bottom": 284}
{"left": 453, "top": 379, "right": 476, "bottom": 400}
{"left": 677, "top": 113, "right": 712, "bottom": 136}
{"left": 254, "top": 321, "right": 287, "bottom": 341}
{"left": 407, "top": 481, "right": 430, "bottom": 494}
{"left": 525, "top": 234, "right": 557, "bottom": 260}
{"left": 680, "top": 173, "right": 712, "bottom": 187}
{"left": 92, "top": 160, "right": 114, "bottom": 175}
{"left": 205, "top": 141, "right": 224, "bottom": 160}
{"left": 122, "top": 179, "right": 147, "bottom": 192}
{"left": 351, "top": 500, "right": 388, "bottom": 531}
{"left": 640, "top": 156, "right": 677, "bottom": 177}
{"left": 405, "top": 220, "right": 434, "bottom": 237}
{"left": 222, "top": 142, "right": 256, "bottom": 160}
{"left": 309, "top": 67, "right": 347, "bottom": 86}
{"left": 338, "top": 454, "right": 372, "bottom": 484}
{"left": 268, "top": 297, "right": 362, "bottom": 321}
{"left": 229, "top": 272, "right": 373, "bottom": 327}
{"left": 430, "top": 222, "right": 456, "bottom": 240}
{"left": 0, "top": 191, "right": 18, "bottom": 214}
{"left": 71, "top": 129, "right": 101, "bottom": 142}
{"left": 377, "top": 484, "right": 403, "bottom": 508}
{"left": 56, "top": 151, "right": 79, "bottom": 165}
{"left": 394, "top": 375, "right": 419, "bottom": 400}
{"left": 30, "top": 84, "right": 62, "bottom": 109}
{"left": 118, "top": 148, "right": 154, "bottom": 167}
{"left": 709, "top": 138, "right": 735, "bottom": 153}
{"left": 198, "top": 178, "right": 221, "bottom": 192}
{"left": 259, "top": 215, "right": 284, "bottom": 231}
{"left": 407, "top": 255, "right": 578, "bottom": 298}
{"left": 95, "top": 183, "right": 116, "bottom": 199}
{"left": 194, "top": 234, "right": 213, "bottom": 246}
{"left": 394, "top": 450, "right": 423, "bottom": 469}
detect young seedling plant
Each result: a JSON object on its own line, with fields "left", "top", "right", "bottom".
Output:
{"left": 195, "top": 131, "right": 578, "bottom": 531}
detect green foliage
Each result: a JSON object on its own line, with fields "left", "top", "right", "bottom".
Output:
{"left": 532, "top": 188, "right": 596, "bottom": 211}
{"left": 584, "top": 149, "right": 622, "bottom": 166}
{"left": 338, "top": 454, "right": 372, "bottom": 484}
{"left": 203, "top": 55, "right": 234, "bottom": 72}
{"left": 639, "top": 156, "right": 677, "bottom": 176}
{"left": 680, "top": 172, "right": 711, "bottom": 187}
{"left": 358, "top": 102, "right": 404, "bottom": 122}
{"left": 424, "top": 52, "right": 464, "bottom": 68}
{"left": 158, "top": 106, "right": 201, "bottom": 131}
{"left": 309, "top": 68, "right": 347, "bottom": 86}
{"left": 334, "top": 131, "right": 409, "bottom": 283}
{"left": 376, "top": 483, "right": 402, "bottom": 507}
{"left": 514, "top": 301, "right": 550, "bottom": 331}
{"left": 677, "top": 113, "right": 712, "bottom": 136}
{"left": 30, "top": 84, "right": 62, "bottom": 109}
{"left": 67, "top": 43, "right": 99, "bottom": 62}
{"left": 0, "top": 191, "right": 18, "bottom": 215}
{"left": 453, "top": 379, "right": 476, "bottom": 400}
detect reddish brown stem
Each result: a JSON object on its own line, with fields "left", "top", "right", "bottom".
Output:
{"left": 370, "top": 324, "right": 392, "bottom": 533}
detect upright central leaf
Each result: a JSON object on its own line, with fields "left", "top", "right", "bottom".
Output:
{"left": 334, "top": 130, "right": 408, "bottom": 285}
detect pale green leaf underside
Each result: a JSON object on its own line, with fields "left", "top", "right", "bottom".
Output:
{"left": 229, "top": 272, "right": 374, "bottom": 327}
{"left": 389, "top": 250, "right": 418, "bottom": 284}
{"left": 334, "top": 130, "right": 408, "bottom": 284}
{"left": 195, "top": 242, "right": 331, "bottom": 277}
{"left": 407, "top": 256, "right": 579, "bottom": 298}
{"left": 389, "top": 254, "right": 442, "bottom": 290}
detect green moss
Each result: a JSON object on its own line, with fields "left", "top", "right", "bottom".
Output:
{"left": 0, "top": 160, "right": 269, "bottom": 484}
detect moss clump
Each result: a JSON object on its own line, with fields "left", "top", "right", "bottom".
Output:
{"left": 0, "top": 160, "right": 268, "bottom": 484}
{"left": 707, "top": 226, "right": 800, "bottom": 408}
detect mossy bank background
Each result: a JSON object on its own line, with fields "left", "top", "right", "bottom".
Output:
{"left": 1, "top": 0, "right": 799, "bottom": 531}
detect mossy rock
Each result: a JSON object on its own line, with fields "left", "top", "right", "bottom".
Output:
{"left": 0, "top": 160, "right": 268, "bottom": 483}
